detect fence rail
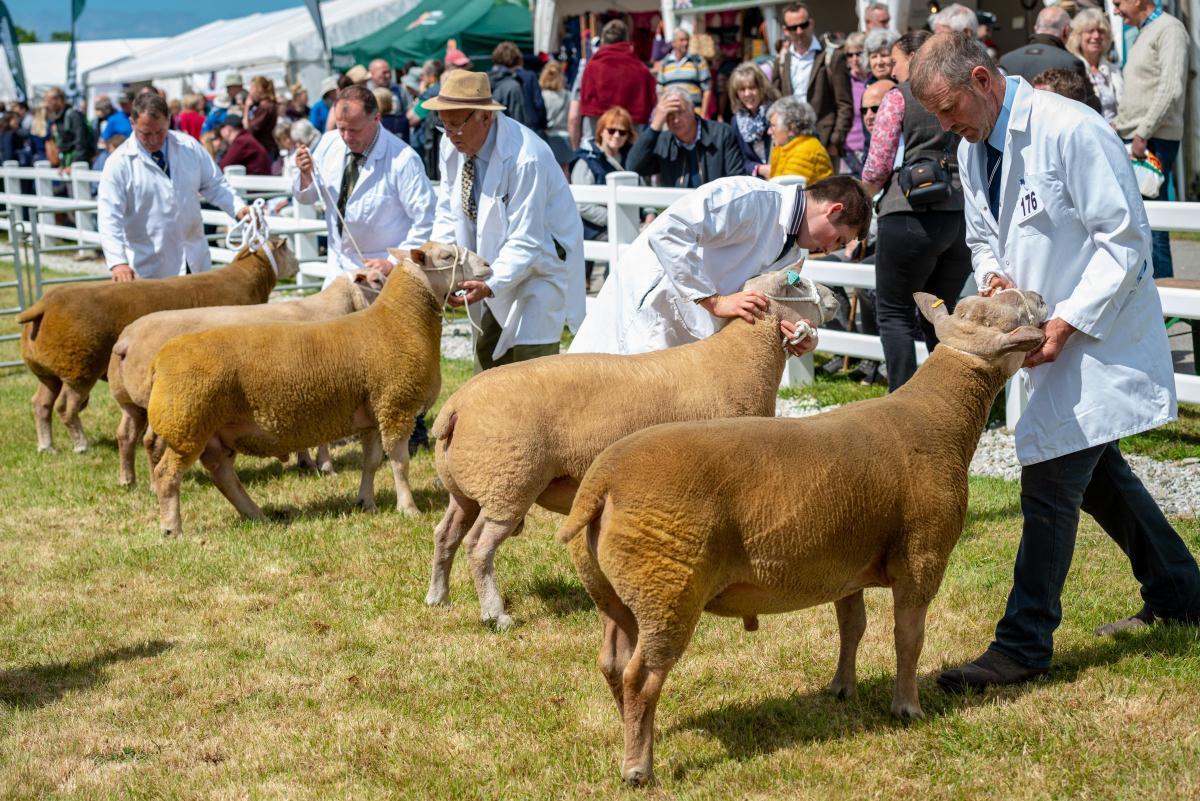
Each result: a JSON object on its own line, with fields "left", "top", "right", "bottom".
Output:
{"left": 1, "top": 163, "right": 1197, "bottom": 423}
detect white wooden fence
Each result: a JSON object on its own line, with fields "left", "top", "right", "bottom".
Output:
{"left": 2, "top": 162, "right": 1198, "bottom": 424}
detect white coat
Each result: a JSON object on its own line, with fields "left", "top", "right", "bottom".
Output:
{"left": 432, "top": 114, "right": 585, "bottom": 360}
{"left": 98, "top": 131, "right": 243, "bottom": 278}
{"left": 293, "top": 125, "right": 434, "bottom": 285}
{"left": 569, "top": 176, "right": 806, "bottom": 355}
{"left": 962, "top": 78, "right": 1176, "bottom": 465}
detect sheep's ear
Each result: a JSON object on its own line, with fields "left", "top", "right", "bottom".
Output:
{"left": 388, "top": 247, "right": 411, "bottom": 264}
{"left": 410, "top": 248, "right": 427, "bottom": 265}
{"left": 999, "top": 325, "right": 1046, "bottom": 354}
{"left": 914, "top": 293, "right": 950, "bottom": 324}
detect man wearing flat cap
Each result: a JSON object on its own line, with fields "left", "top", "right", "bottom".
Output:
{"left": 418, "top": 70, "right": 585, "bottom": 371}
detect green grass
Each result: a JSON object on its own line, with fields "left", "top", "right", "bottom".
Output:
{"left": 1, "top": 350, "right": 1199, "bottom": 799}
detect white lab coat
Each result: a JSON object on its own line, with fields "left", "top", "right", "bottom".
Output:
{"left": 432, "top": 114, "right": 585, "bottom": 360}
{"left": 962, "top": 78, "right": 1176, "bottom": 465}
{"left": 293, "top": 125, "right": 434, "bottom": 286}
{"left": 98, "top": 131, "right": 244, "bottom": 278}
{"left": 569, "top": 176, "right": 805, "bottom": 354}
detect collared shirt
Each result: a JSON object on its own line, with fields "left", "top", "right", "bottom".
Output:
{"left": 1139, "top": 6, "right": 1163, "bottom": 28}
{"left": 674, "top": 122, "right": 704, "bottom": 188}
{"left": 987, "top": 75, "right": 1020, "bottom": 153}
{"left": 788, "top": 36, "right": 822, "bottom": 98}
{"left": 136, "top": 135, "right": 169, "bottom": 175}
{"left": 463, "top": 117, "right": 500, "bottom": 243}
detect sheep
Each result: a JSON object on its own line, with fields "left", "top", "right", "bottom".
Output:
{"left": 557, "top": 289, "right": 1048, "bottom": 786}
{"left": 108, "top": 274, "right": 378, "bottom": 488}
{"left": 17, "top": 240, "right": 299, "bottom": 455}
{"left": 428, "top": 269, "right": 841, "bottom": 630}
{"left": 145, "top": 242, "right": 491, "bottom": 537}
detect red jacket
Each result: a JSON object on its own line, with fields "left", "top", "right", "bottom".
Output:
{"left": 580, "top": 42, "right": 658, "bottom": 124}
{"left": 219, "top": 129, "right": 272, "bottom": 175}
{"left": 176, "top": 110, "right": 205, "bottom": 140}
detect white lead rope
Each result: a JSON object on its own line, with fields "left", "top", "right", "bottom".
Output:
{"left": 307, "top": 156, "right": 369, "bottom": 269}
{"left": 223, "top": 197, "right": 279, "bottom": 274}
{"left": 766, "top": 273, "right": 820, "bottom": 351}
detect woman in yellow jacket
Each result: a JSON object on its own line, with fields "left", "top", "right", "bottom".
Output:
{"left": 767, "top": 96, "right": 834, "bottom": 184}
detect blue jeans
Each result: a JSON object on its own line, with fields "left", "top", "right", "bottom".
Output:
{"left": 1148, "top": 137, "right": 1179, "bottom": 279}
{"left": 992, "top": 442, "right": 1200, "bottom": 669}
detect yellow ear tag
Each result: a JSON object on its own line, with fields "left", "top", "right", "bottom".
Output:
{"left": 931, "top": 298, "right": 945, "bottom": 309}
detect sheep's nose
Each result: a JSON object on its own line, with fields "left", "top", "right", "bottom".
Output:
{"left": 815, "top": 282, "right": 840, "bottom": 324}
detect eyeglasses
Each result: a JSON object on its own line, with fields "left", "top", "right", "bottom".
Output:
{"left": 784, "top": 20, "right": 812, "bottom": 32}
{"left": 605, "top": 127, "right": 630, "bottom": 137}
{"left": 845, "top": 50, "right": 863, "bottom": 57}
{"left": 860, "top": 104, "right": 881, "bottom": 114}
{"left": 433, "top": 109, "right": 478, "bottom": 136}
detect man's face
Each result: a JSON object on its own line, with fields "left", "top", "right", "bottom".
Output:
{"left": 94, "top": 102, "right": 110, "bottom": 119}
{"left": 782, "top": 9, "right": 813, "bottom": 48}
{"left": 664, "top": 100, "right": 698, "bottom": 142}
{"left": 227, "top": 84, "right": 244, "bottom": 98}
{"left": 1113, "top": 0, "right": 1149, "bottom": 25}
{"left": 860, "top": 83, "right": 891, "bottom": 133}
{"left": 45, "top": 93, "right": 65, "bottom": 113}
{"left": 921, "top": 70, "right": 1001, "bottom": 143}
{"left": 866, "top": 7, "right": 890, "bottom": 29}
{"left": 133, "top": 112, "right": 169, "bottom": 152}
{"left": 335, "top": 100, "right": 381, "bottom": 154}
{"left": 219, "top": 124, "right": 238, "bottom": 145}
{"left": 370, "top": 61, "right": 391, "bottom": 86}
{"left": 439, "top": 108, "right": 492, "bottom": 157}
{"left": 672, "top": 30, "right": 689, "bottom": 57}
{"left": 804, "top": 200, "right": 857, "bottom": 254}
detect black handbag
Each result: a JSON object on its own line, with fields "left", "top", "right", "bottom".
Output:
{"left": 898, "top": 138, "right": 957, "bottom": 206}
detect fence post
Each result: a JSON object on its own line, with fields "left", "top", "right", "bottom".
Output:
{"left": 69, "top": 160, "right": 94, "bottom": 254}
{"left": 33, "top": 160, "right": 54, "bottom": 249}
{"left": 292, "top": 185, "right": 321, "bottom": 263}
{"left": 605, "top": 170, "right": 639, "bottom": 270}
{"left": 2, "top": 159, "right": 18, "bottom": 198}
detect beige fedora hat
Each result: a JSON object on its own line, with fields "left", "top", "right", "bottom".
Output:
{"left": 423, "top": 71, "right": 506, "bottom": 112}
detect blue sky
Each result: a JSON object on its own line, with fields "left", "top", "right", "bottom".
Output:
{"left": 15, "top": 0, "right": 307, "bottom": 41}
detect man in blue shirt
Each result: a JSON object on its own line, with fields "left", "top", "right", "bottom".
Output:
{"left": 309, "top": 76, "right": 339, "bottom": 132}
{"left": 95, "top": 95, "right": 131, "bottom": 144}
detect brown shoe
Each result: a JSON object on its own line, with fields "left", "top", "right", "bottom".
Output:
{"left": 1094, "top": 605, "right": 1156, "bottom": 637}
{"left": 937, "top": 647, "right": 1049, "bottom": 693}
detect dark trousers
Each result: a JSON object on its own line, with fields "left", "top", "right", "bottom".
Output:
{"left": 474, "top": 306, "right": 559, "bottom": 373}
{"left": 1148, "top": 137, "right": 1179, "bottom": 279}
{"left": 992, "top": 441, "right": 1200, "bottom": 669}
{"left": 874, "top": 211, "right": 973, "bottom": 391}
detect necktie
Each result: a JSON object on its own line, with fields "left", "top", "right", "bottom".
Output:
{"left": 151, "top": 149, "right": 168, "bottom": 177}
{"left": 336, "top": 152, "right": 363, "bottom": 235}
{"left": 985, "top": 143, "right": 1003, "bottom": 219}
{"left": 461, "top": 157, "right": 478, "bottom": 223}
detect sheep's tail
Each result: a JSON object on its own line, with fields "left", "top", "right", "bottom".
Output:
{"left": 16, "top": 301, "right": 45, "bottom": 340}
{"left": 113, "top": 338, "right": 129, "bottom": 359}
{"left": 431, "top": 400, "right": 456, "bottom": 443}
{"left": 557, "top": 477, "right": 607, "bottom": 545}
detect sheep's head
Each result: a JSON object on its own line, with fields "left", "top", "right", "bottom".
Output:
{"left": 743, "top": 270, "right": 840, "bottom": 328}
{"left": 915, "top": 289, "right": 1048, "bottom": 376}
{"left": 387, "top": 242, "right": 494, "bottom": 304}
{"left": 267, "top": 237, "right": 300, "bottom": 280}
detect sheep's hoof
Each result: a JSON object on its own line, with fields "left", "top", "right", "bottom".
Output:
{"left": 38, "top": 445, "right": 57, "bottom": 455}
{"left": 424, "top": 591, "right": 451, "bottom": 607}
{"left": 118, "top": 478, "right": 135, "bottom": 490}
{"left": 319, "top": 464, "right": 336, "bottom": 476}
{"left": 484, "top": 613, "right": 515, "bottom": 632}
{"left": 396, "top": 503, "right": 420, "bottom": 517}
{"left": 355, "top": 498, "right": 378, "bottom": 513}
{"left": 73, "top": 444, "right": 89, "bottom": 454}
{"left": 828, "top": 680, "right": 856, "bottom": 700}
{"left": 623, "top": 767, "right": 654, "bottom": 788}
{"left": 891, "top": 700, "right": 924, "bottom": 720}
{"left": 161, "top": 527, "right": 180, "bottom": 538}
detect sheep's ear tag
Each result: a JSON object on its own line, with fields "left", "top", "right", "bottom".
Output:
{"left": 931, "top": 298, "right": 945, "bottom": 309}
{"left": 786, "top": 270, "right": 802, "bottom": 287}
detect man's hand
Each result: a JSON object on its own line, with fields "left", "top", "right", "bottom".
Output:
{"left": 755, "top": 163, "right": 772, "bottom": 179}
{"left": 111, "top": 264, "right": 135, "bottom": 283}
{"left": 698, "top": 290, "right": 769, "bottom": 323}
{"left": 650, "top": 93, "right": 690, "bottom": 131}
{"left": 980, "top": 272, "right": 1015, "bottom": 297}
{"left": 780, "top": 318, "right": 818, "bottom": 357}
{"left": 1023, "top": 317, "right": 1076, "bottom": 368}
{"left": 1131, "top": 135, "right": 1148, "bottom": 159}
{"left": 362, "top": 257, "right": 392, "bottom": 275}
{"left": 235, "top": 206, "right": 251, "bottom": 220}
{"left": 295, "top": 143, "right": 314, "bottom": 188}
{"left": 447, "top": 279, "right": 492, "bottom": 306}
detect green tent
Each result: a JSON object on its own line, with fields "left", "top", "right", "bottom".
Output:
{"left": 334, "top": 0, "right": 533, "bottom": 70}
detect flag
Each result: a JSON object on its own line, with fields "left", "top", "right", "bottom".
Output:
{"left": 0, "top": 1, "right": 27, "bottom": 103}
{"left": 304, "top": 0, "right": 329, "bottom": 64}
{"left": 66, "top": 0, "right": 86, "bottom": 102}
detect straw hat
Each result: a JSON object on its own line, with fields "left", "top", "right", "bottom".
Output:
{"left": 422, "top": 71, "right": 505, "bottom": 112}
{"left": 346, "top": 64, "right": 370, "bottom": 83}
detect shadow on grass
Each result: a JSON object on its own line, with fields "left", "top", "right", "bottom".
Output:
{"left": 231, "top": 449, "right": 362, "bottom": 487}
{"left": 528, "top": 574, "right": 592, "bottom": 616}
{"left": 263, "top": 486, "right": 447, "bottom": 521}
{"left": 0, "top": 640, "right": 173, "bottom": 710}
{"left": 671, "top": 624, "right": 1197, "bottom": 775}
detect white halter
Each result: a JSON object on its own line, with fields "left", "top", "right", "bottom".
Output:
{"left": 223, "top": 197, "right": 279, "bottom": 274}
{"left": 766, "top": 275, "right": 821, "bottom": 350}
{"left": 308, "top": 155, "right": 369, "bottom": 268}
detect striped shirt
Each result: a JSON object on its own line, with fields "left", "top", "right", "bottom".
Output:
{"left": 657, "top": 53, "right": 710, "bottom": 107}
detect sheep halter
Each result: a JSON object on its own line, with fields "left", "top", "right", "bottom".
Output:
{"left": 308, "top": 157, "right": 369, "bottom": 268}
{"left": 766, "top": 272, "right": 820, "bottom": 350}
{"left": 428, "top": 245, "right": 486, "bottom": 347}
{"left": 223, "top": 198, "right": 279, "bottom": 275}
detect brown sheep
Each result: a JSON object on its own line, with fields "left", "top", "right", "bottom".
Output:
{"left": 557, "top": 290, "right": 1048, "bottom": 786}
{"left": 145, "top": 243, "right": 491, "bottom": 536}
{"left": 17, "top": 240, "right": 298, "bottom": 454}
{"left": 428, "top": 270, "right": 840, "bottom": 630}
{"left": 108, "top": 275, "right": 378, "bottom": 488}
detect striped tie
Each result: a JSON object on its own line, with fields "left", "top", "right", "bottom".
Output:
{"left": 461, "top": 157, "right": 477, "bottom": 222}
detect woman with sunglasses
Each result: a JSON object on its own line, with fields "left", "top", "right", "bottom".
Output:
{"left": 569, "top": 106, "right": 639, "bottom": 244}
{"left": 727, "top": 62, "right": 780, "bottom": 179}
{"left": 841, "top": 31, "right": 870, "bottom": 177}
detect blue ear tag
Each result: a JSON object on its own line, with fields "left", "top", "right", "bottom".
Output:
{"left": 786, "top": 270, "right": 802, "bottom": 287}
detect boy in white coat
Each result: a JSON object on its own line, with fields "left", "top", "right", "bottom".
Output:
{"left": 908, "top": 33, "right": 1200, "bottom": 692}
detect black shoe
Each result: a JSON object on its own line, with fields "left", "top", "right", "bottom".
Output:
{"left": 937, "top": 647, "right": 1048, "bottom": 693}
{"left": 1095, "top": 605, "right": 1200, "bottom": 637}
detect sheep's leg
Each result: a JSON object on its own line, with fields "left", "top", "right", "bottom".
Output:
{"left": 385, "top": 439, "right": 419, "bottom": 515}
{"left": 295, "top": 448, "right": 317, "bottom": 472}
{"left": 425, "top": 494, "right": 481, "bottom": 607}
{"left": 355, "top": 429, "right": 384, "bottom": 512}
{"left": 891, "top": 602, "right": 928, "bottom": 720}
{"left": 152, "top": 447, "right": 198, "bottom": 537}
{"left": 55, "top": 382, "right": 91, "bottom": 454}
{"left": 316, "top": 443, "right": 335, "bottom": 475}
{"left": 464, "top": 517, "right": 521, "bottom": 630}
{"left": 144, "top": 429, "right": 167, "bottom": 494}
{"left": 199, "top": 438, "right": 264, "bottom": 521}
{"left": 32, "top": 375, "right": 62, "bottom": 453}
{"left": 116, "top": 404, "right": 148, "bottom": 488}
{"left": 829, "top": 590, "right": 867, "bottom": 700}
{"left": 619, "top": 644, "right": 674, "bottom": 787}
{"left": 597, "top": 600, "right": 639, "bottom": 717}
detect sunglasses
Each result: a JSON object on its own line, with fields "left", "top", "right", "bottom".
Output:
{"left": 860, "top": 104, "right": 881, "bottom": 114}
{"left": 605, "top": 127, "right": 630, "bottom": 137}
{"left": 845, "top": 50, "right": 863, "bottom": 56}
{"left": 784, "top": 20, "right": 812, "bottom": 32}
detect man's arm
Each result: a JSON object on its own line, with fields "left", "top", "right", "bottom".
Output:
{"left": 430, "top": 141, "right": 457, "bottom": 244}
{"left": 959, "top": 142, "right": 1005, "bottom": 289}
{"left": 718, "top": 125, "right": 746, "bottom": 179}
{"left": 624, "top": 126, "right": 660, "bottom": 179}
{"left": 196, "top": 141, "right": 246, "bottom": 217}
{"left": 394, "top": 151, "right": 436, "bottom": 249}
{"left": 97, "top": 158, "right": 133, "bottom": 275}
{"left": 1132, "top": 22, "right": 1189, "bottom": 142}
{"left": 827, "top": 50, "right": 853, "bottom": 156}
{"left": 482, "top": 158, "right": 555, "bottom": 304}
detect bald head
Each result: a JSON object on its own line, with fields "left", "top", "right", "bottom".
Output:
{"left": 368, "top": 59, "right": 392, "bottom": 87}
{"left": 1034, "top": 6, "right": 1072, "bottom": 40}
{"left": 861, "top": 79, "right": 895, "bottom": 133}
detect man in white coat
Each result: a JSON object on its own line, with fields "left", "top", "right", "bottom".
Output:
{"left": 99, "top": 92, "right": 249, "bottom": 281}
{"left": 568, "top": 174, "right": 871, "bottom": 355}
{"left": 294, "top": 84, "right": 435, "bottom": 287}
{"left": 421, "top": 70, "right": 585, "bottom": 371}
{"left": 908, "top": 33, "right": 1200, "bottom": 692}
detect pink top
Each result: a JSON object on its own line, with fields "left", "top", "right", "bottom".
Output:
{"left": 860, "top": 88, "right": 904, "bottom": 187}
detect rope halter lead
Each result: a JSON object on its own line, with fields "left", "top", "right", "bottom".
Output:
{"left": 417, "top": 244, "right": 487, "bottom": 352}
{"left": 996, "top": 287, "right": 1039, "bottom": 324}
{"left": 766, "top": 270, "right": 820, "bottom": 351}
{"left": 223, "top": 197, "right": 279, "bottom": 275}
{"left": 308, "top": 152, "right": 369, "bottom": 268}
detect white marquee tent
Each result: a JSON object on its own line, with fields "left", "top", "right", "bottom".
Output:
{"left": 0, "top": 38, "right": 166, "bottom": 102}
